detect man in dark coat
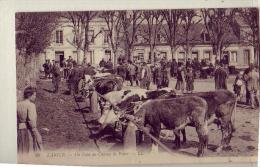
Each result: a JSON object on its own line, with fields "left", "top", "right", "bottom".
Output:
{"left": 52, "top": 61, "right": 61, "bottom": 93}
{"left": 243, "top": 64, "right": 260, "bottom": 108}
{"left": 68, "top": 65, "right": 84, "bottom": 95}
{"left": 171, "top": 59, "right": 178, "bottom": 77}
{"left": 42, "top": 60, "right": 51, "bottom": 79}
{"left": 99, "top": 58, "right": 106, "bottom": 68}
{"left": 214, "top": 63, "right": 228, "bottom": 90}
{"left": 116, "top": 62, "right": 127, "bottom": 81}
{"left": 154, "top": 63, "right": 163, "bottom": 89}
{"left": 104, "top": 59, "right": 113, "bottom": 70}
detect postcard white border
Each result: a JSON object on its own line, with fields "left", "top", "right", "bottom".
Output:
{"left": 0, "top": 0, "right": 259, "bottom": 166}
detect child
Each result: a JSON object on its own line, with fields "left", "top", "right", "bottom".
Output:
{"left": 185, "top": 67, "right": 194, "bottom": 93}
{"left": 233, "top": 71, "right": 243, "bottom": 101}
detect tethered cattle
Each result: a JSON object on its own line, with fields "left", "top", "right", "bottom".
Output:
{"left": 127, "top": 96, "right": 208, "bottom": 157}
{"left": 158, "top": 89, "right": 237, "bottom": 152}
{"left": 97, "top": 88, "right": 176, "bottom": 130}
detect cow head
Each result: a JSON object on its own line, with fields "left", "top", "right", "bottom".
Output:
{"left": 131, "top": 101, "right": 144, "bottom": 114}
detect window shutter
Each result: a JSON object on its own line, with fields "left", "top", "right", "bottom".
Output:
{"left": 60, "top": 31, "right": 63, "bottom": 43}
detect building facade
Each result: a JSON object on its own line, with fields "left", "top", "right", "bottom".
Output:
{"left": 42, "top": 17, "right": 117, "bottom": 67}
{"left": 41, "top": 17, "right": 256, "bottom": 69}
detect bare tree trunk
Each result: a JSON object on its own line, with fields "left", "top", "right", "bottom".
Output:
{"left": 150, "top": 46, "right": 155, "bottom": 64}
{"left": 83, "top": 49, "right": 88, "bottom": 64}
{"left": 77, "top": 48, "right": 80, "bottom": 64}
{"left": 217, "top": 47, "right": 222, "bottom": 61}
{"left": 170, "top": 46, "right": 176, "bottom": 60}
{"left": 113, "top": 50, "right": 117, "bottom": 66}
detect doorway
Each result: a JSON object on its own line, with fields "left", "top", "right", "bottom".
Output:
{"left": 55, "top": 51, "right": 64, "bottom": 66}
{"left": 243, "top": 50, "right": 250, "bottom": 66}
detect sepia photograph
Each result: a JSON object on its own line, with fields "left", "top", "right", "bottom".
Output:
{"left": 15, "top": 7, "right": 259, "bottom": 165}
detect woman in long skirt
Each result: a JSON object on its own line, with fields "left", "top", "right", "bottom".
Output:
{"left": 17, "top": 87, "right": 43, "bottom": 155}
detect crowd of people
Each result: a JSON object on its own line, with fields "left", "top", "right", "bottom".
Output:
{"left": 41, "top": 55, "right": 259, "bottom": 109}
{"left": 114, "top": 57, "right": 259, "bottom": 109}
{"left": 113, "top": 57, "right": 216, "bottom": 93}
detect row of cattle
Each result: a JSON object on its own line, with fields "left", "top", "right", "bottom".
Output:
{"left": 80, "top": 74, "right": 236, "bottom": 157}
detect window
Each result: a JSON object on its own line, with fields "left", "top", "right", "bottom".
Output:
{"left": 201, "top": 33, "right": 210, "bottom": 42}
{"left": 56, "top": 30, "right": 63, "bottom": 44}
{"left": 203, "top": 51, "right": 211, "bottom": 60}
{"left": 244, "top": 50, "right": 250, "bottom": 65}
{"left": 192, "top": 51, "right": 199, "bottom": 59}
{"left": 157, "top": 34, "right": 161, "bottom": 42}
{"left": 104, "top": 30, "right": 109, "bottom": 43}
{"left": 205, "top": 33, "right": 210, "bottom": 42}
{"left": 89, "top": 50, "right": 94, "bottom": 64}
{"left": 160, "top": 52, "right": 167, "bottom": 59}
{"left": 178, "top": 52, "right": 185, "bottom": 62}
{"left": 88, "top": 30, "right": 94, "bottom": 43}
{"left": 230, "top": 51, "right": 237, "bottom": 63}
{"left": 138, "top": 53, "right": 144, "bottom": 62}
{"left": 72, "top": 51, "right": 77, "bottom": 61}
{"left": 148, "top": 52, "right": 151, "bottom": 61}
{"left": 134, "top": 52, "right": 144, "bottom": 63}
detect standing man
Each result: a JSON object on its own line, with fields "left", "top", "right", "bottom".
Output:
{"left": 116, "top": 62, "right": 127, "bottom": 82}
{"left": 161, "top": 60, "right": 170, "bottom": 87}
{"left": 127, "top": 60, "right": 136, "bottom": 86}
{"left": 42, "top": 60, "right": 51, "bottom": 79}
{"left": 171, "top": 59, "right": 178, "bottom": 77}
{"left": 99, "top": 58, "right": 106, "bottom": 68}
{"left": 140, "top": 62, "right": 151, "bottom": 90}
{"left": 105, "top": 59, "right": 113, "bottom": 70}
{"left": 67, "top": 56, "right": 74, "bottom": 77}
{"left": 68, "top": 65, "right": 84, "bottom": 95}
{"left": 52, "top": 61, "right": 61, "bottom": 93}
{"left": 154, "top": 63, "right": 163, "bottom": 89}
{"left": 175, "top": 62, "right": 186, "bottom": 93}
{"left": 243, "top": 64, "right": 260, "bottom": 109}
{"left": 214, "top": 63, "right": 228, "bottom": 90}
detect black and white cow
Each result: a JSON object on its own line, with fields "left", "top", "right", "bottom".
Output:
{"left": 97, "top": 87, "right": 176, "bottom": 130}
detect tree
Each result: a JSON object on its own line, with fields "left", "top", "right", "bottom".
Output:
{"left": 100, "top": 11, "right": 123, "bottom": 65}
{"left": 179, "top": 9, "right": 202, "bottom": 62}
{"left": 161, "top": 9, "right": 182, "bottom": 60}
{"left": 16, "top": 12, "right": 60, "bottom": 95}
{"left": 236, "top": 8, "right": 259, "bottom": 63}
{"left": 142, "top": 10, "right": 164, "bottom": 63}
{"left": 62, "top": 11, "right": 100, "bottom": 64}
{"left": 201, "top": 8, "right": 236, "bottom": 60}
{"left": 119, "top": 10, "right": 144, "bottom": 60}
{"left": 16, "top": 12, "right": 60, "bottom": 60}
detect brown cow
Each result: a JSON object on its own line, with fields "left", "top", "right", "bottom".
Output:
{"left": 129, "top": 96, "right": 208, "bottom": 157}
{"left": 162, "top": 89, "right": 237, "bottom": 152}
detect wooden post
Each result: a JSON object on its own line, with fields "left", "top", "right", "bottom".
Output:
{"left": 90, "top": 90, "right": 99, "bottom": 113}
{"left": 123, "top": 121, "right": 137, "bottom": 153}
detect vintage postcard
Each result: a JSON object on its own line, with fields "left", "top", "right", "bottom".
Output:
{"left": 9, "top": 0, "right": 260, "bottom": 166}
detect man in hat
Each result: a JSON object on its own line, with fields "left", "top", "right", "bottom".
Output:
{"left": 42, "top": 59, "right": 51, "bottom": 79}
{"left": 243, "top": 64, "right": 260, "bottom": 109}
{"left": 214, "top": 63, "right": 228, "bottom": 90}
{"left": 140, "top": 62, "right": 152, "bottom": 90}
{"left": 52, "top": 61, "right": 61, "bottom": 93}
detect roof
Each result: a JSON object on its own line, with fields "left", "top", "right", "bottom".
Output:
{"left": 133, "top": 22, "right": 243, "bottom": 47}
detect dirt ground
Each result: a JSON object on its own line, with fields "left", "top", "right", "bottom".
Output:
{"left": 36, "top": 78, "right": 259, "bottom": 157}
